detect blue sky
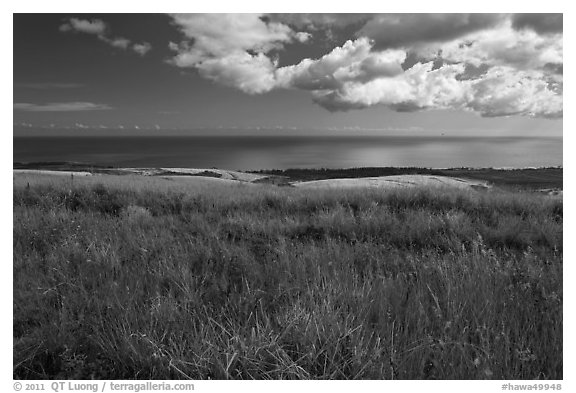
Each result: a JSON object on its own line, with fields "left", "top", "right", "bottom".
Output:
{"left": 13, "top": 13, "right": 562, "bottom": 136}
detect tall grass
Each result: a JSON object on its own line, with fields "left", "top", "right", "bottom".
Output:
{"left": 13, "top": 176, "right": 562, "bottom": 379}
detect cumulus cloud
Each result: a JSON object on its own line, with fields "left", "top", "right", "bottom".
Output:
{"left": 436, "top": 22, "right": 562, "bottom": 71}
{"left": 197, "top": 52, "right": 278, "bottom": 94}
{"left": 14, "top": 102, "right": 112, "bottom": 112}
{"left": 467, "top": 66, "right": 562, "bottom": 118}
{"left": 60, "top": 17, "right": 152, "bottom": 56}
{"left": 276, "top": 38, "right": 377, "bottom": 90}
{"left": 308, "top": 65, "right": 561, "bottom": 119}
{"left": 168, "top": 13, "right": 314, "bottom": 93}
{"left": 166, "top": 13, "right": 562, "bottom": 119}
{"left": 290, "top": 48, "right": 468, "bottom": 113}
{"left": 277, "top": 38, "right": 561, "bottom": 118}
{"left": 169, "top": 13, "right": 295, "bottom": 58}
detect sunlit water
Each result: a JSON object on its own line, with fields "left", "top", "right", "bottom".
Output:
{"left": 13, "top": 134, "right": 562, "bottom": 170}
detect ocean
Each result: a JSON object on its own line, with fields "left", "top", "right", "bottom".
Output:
{"left": 13, "top": 134, "right": 562, "bottom": 170}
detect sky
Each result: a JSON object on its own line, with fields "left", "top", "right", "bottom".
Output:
{"left": 13, "top": 13, "right": 563, "bottom": 136}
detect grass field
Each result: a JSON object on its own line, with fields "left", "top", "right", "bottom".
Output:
{"left": 13, "top": 172, "right": 562, "bottom": 379}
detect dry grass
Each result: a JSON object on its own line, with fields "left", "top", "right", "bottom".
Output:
{"left": 13, "top": 174, "right": 562, "bottom": 379}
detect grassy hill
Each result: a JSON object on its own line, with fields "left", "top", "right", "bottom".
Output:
{"left": 252, "top": 167, "right": 563, "bottom": 190}
{"left": 14, "top": 162, "right": 563, "bottom": 190}
{"left": 13, "top": 174, "right": 562, "bottom": 379}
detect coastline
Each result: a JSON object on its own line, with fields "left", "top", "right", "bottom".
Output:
{"left": 13, "top": 163, "right": 563, "bottom": 192}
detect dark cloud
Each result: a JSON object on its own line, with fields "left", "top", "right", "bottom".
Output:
{"left": 311, "top": 91, "right": 365, "bottom": 112}
{"left": 267, "top": 14, "right": 372, "bottom": 30}
{"left": 512, "top": 13, "right": 562, "bottom": 34}
{"left": 455, "top": 63, "right": 490, "bottom": 80}
{"left": 543, "top": 63, "right": 563, "bottom": 75}
{"left": 358, "top": 14, "right": 504, "bottom": 49}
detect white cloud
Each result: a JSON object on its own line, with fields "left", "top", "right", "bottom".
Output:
{"left": 275, "top": 37, "right": 560, "bottom": 118}
{"left": 109, "top": 37, "right": 131, "bottom": 50}
{"left": 308, "top": 61, "right": 468, "bottom": 113}
{"left": 196, "top": 52, "right": 278, "bottom": 94}
{"left": 14, "top": 102, "right": 113, "bottom": 112}
{"left": 165, "top": 13, "right": 562, "bottom": 119}
{"left": 133, "top": 42, "right": 152, "bottom": 56}
{"left": 436, "top": 22, "right": 562, "bottom": 71}
{"left": 59, "top": 18, "right": 107, "bottom": 35}
{"left": 60, "top": 17, "right": 152, "bottom": 56}
{"left": 168, "top": 13, "right": 311, "bottom": 93}
{"left": 275, "top": 38, "right": 466, "bottom": 112}
{"left": 276, "top": 38, "right": 375, "bottom": 90}
{"left": 294, "top": 32, "right": 312, "bottom": 43}
{"left": 169, "top": 42, "right": 205, "bottom": 67}
{"left": 307, "top": 60, "right": 561, "bottom": 118}
{"left": 467, "top": 66, "right": 562, "bottom": 118}
{"left": 169, "top": 13, "right": 295, "bottom": 60}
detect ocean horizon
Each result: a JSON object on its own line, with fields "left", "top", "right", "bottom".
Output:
{"left": 13, "top": 133, "right": 563, "bottom": 171}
